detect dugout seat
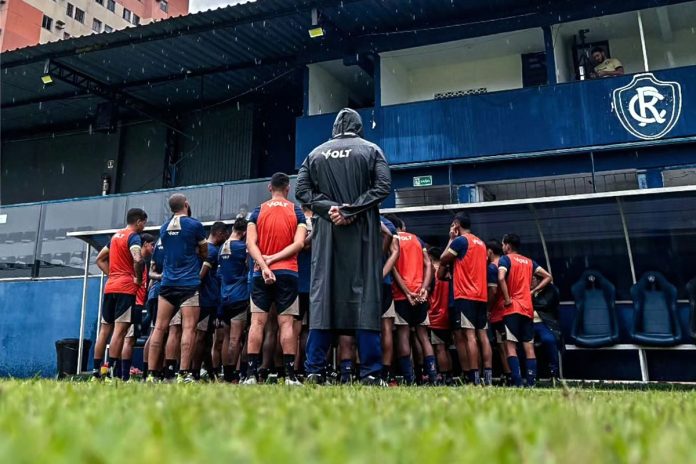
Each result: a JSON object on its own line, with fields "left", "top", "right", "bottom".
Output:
{"left": 687, "top": 277, "right": 696, "bottom": 340}
{"left": 629, "top": 272, "right": 681, "bottom": 346}
{"left": 571, "top": 270, "right": 619, "bottom": 347}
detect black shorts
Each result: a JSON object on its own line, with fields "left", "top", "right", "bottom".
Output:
{"left": 159, "top": 285, "right": 198, "bottom": 309}
{"left": 491, "top": 321, "right": 506, "bottom": 343}
{"left": 381, "top": 284, "right": 394, "bottom": 315}
{"left": 127, "top": 305, "right": 145, "bottom": 339}
{"left": 504, "top": 313, "right": 534, "bottom": 343}
{"left": 102, "top": 293, "right": 136, "bottom": 324}
{"left": 453, "top": 299, "right": 488, "bottom": 330}
{"left": 251, "top": 274, "right": 298, "bottom": 314}
{"left": 430, "top": 328, "right": 452, "bottom": 346}
{"left": 298, "top": 293, "right": 310, "bottom": 322}
{"left": 394, "top": 300, "right": 429, "bottom": 326}
{"left": 219, "top": 301, "right": 248, "bottom": 325}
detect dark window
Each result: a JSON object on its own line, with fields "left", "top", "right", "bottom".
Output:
{"left": 122, "top": 8, "right": 131, "bottom": 21}
{"left": 132, "top": 14, "right": 140, "bottom": 25}
{"left": 104, "top": 25, "right": 113, "bottom": 33}
{"left": 74, "top": 8, "right": 84, "bottom": 23}
{"left": 66, "top": 3, "right": 73, "bottom": 17}
{"left": 160, "top": 0, "right": 168, "bottom": 13}
{"left": 0, "top": 205, "right": 41, "bottom": 278}
{"left": 95, "top": 0, "right": 104, "bottom": 5}
{"left": 92, "top": 18, "right": 102, "bottom": 33}
{"left": 41, "top": 15, "right": 53, "bottom": 30}
{"left": 63, "top": 32, "right": 71, "bottom": 39}
{"left": 107, "top": 0, "right": 115, "bottom": 12}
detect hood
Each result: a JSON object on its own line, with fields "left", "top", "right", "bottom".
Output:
{"left": 331, "top": 108, "right": 363, "bottom": 138}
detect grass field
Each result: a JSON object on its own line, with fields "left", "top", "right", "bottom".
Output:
{"left": 0, "top": 381, "right": 694, "bottom": 463}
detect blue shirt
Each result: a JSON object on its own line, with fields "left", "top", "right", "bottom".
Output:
{"left": 449, "top": 236, "right": 469, "bottom": 256}
{"left": 381, "top": 216, "right": 398, "bottom": 285}
{"left": 498, "top": 255, "right": 540, "bottom": 277}
{"left": 199, "top": 242, "right": 220, "bottom": 307}
{"left": 159, "top": 215, "right": 207, "bottom": 288}
{"left": 218, "top": 239, "right": 250, "bottom": 304}
{"left": 147, "top": 238, "right": 165, "bottom": 302}
{"left": 487, "top": 262, "right": 499, "bottom": 286}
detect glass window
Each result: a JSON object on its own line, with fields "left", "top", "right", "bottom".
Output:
{"left": 160, "top": 0, "right": 168, "bottom": 13}
{"left": 38, "top": 197, "right": 127, "bottom": 277}
{"left": 66, "top": 3, "right": 73, "bottom": 17}
{"left": 107, "top": 0, "right": 115, "bottom": 12}
{"left": 95, "top": 0, "right": 104, "bottom": 5}
{"left": 621, "top": 192, "right": 696, "bottom": 298}
{"left": 92, "top": 18, "right": 102, "bottom": 33}
{"left": 104, "top": 25, "right": 113, "bottom": 33}
{"left": 132, "top": 14, "right": 140, "bottom": 25}
{"left": 63, "top": 32, "right": 71, "bottom": 39}
{"left": 641, "top": 2, "right": 696, "bottom": 71}
{"left": 41, "top": 15, "right": 53, "bottom": 30}
{"left": 74, "top": 8, "right": 84, "bottom": 23}
{"left": 122, "top": 8, "right": 131, "bottom": 21}
{"left": 536, "top": 199, "right": 633, "bottom": 301}
{"left": 0, "top": 205, "right": 41, "bottom": 278}
{"left": 127, "top": 186, "right": 223, "bottom": 228}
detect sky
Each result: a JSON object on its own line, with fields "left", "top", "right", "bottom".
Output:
{"left": 189, "top": 0, "right": 254, "bottom": 13}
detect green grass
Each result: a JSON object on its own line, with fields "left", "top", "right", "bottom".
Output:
{"left": 0, "top": 381, "right": 695, "bottom": 463}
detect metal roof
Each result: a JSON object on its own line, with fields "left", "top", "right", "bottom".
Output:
{"left": 1, "top": 0, "right": 686, "bottom": 134}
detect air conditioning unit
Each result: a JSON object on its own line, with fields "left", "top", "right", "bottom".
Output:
{"left": 55, "top": 20, "right": 65, "bottom": 29}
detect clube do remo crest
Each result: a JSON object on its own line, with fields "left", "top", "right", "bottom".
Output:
{"left": 612, "top": 73, "right": 682, "bottom": 141}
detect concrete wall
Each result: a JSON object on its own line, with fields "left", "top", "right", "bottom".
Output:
{"left": 308, "top": 64, "right": 350, "bottom": 116}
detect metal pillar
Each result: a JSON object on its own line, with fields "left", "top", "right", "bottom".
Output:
{"left": 96, "top": 271, "right": 105, "bottom": 340}
{"left": 76, "top": 243, "right": 91, "bottom": 375}
{"left": 616, "top": 198, "right": 637, "bottom": 284}
{"left": 529, "top": 205, "right": 552, "bottom": 275}
{"left": 637, "top": 11, "right": 650, "bottom": 72}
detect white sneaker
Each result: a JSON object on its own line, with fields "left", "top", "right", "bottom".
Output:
{"left": 285, "top": 377, "right": 303, "bottom": 387}
{"left": 242, "top": 376, "right": 258, "bottom": 385}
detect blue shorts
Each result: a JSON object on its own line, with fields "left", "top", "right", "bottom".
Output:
{"left": 504, "top": 313, "right": 534, "bottom": 343}
{"left": 453, "top": 299, "right": 488, "bottom": 330}
{"left": 251, "top": 274, "right": 298, "bottom": 313}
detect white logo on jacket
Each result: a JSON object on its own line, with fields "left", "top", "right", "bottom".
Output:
{"left": 321, "top": 149, "right": 352, "bottom": 159}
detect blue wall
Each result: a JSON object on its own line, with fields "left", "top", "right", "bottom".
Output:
{"left": 296, "top": 66, "right": 696, "bottom": 168}
{"left": 0, "top": 278, "right": 101, "bottom": 377}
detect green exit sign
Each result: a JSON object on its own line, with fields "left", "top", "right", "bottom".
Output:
{"left": 413, "top": 175, "right": 433, "bottom": 187}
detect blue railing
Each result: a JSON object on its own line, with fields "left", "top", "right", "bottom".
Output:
{"left": 296, "top": 66, "right": 696, "bottom": 167}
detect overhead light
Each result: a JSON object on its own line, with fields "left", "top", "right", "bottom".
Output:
{"left": 41, "top": 74, "right": 54, "bottom": 85}
{"left": 308, "top": 27, "right": 325, "bottom": 39}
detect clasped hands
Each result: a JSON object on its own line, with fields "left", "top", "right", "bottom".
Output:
{"left": 329, "top": 205, "right": 354, "bottom": 227}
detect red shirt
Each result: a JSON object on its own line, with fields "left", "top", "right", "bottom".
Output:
{"left": 135, "top": 266, "right": 148, "bottom": 306}
{"left": 499, "top": 253, "right": 535, "bottom": 318}
{"left": 488, "top": 259, "right": 505, "bottom": 323}
{"left": 249, "top": 199, "right": 306, "bottom": 273}
{"left": 428, "top": 277, "right": 450, "bottom": 330}
{"left": 449, "top": 233, "right": 487, "bottom": 302}
{"left": 391, "top": 231, "right": 426, "bottom": 301}
{"left": 104, "top": 228, "right": 141, "bottom": 295}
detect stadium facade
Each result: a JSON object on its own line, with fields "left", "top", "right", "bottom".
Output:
{"left": 1, "top": 0, "right": 695, "bottom": 379}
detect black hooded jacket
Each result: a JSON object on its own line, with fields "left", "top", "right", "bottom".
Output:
{"left": 296, "top": 109, "right": 392, "bottom": 331}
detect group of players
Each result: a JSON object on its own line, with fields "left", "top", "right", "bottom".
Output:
{"left": 90, "top": 171, "right": 554, "bottom": 387}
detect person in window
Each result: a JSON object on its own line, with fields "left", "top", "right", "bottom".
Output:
{"left": 590, "top": 47, "right": 624, "bottom": 78}
{"left": 531, "top": 274, "right": 561, "bottom": 379}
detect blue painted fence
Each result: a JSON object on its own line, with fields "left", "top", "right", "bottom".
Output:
{"left": 296, "top": 66, "right": 696, "bottom": 167}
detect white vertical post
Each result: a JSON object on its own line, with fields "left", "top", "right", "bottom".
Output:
{"left": 76, "top": 242, "right": 91, "bottom": 375}
{"left": 637, "top": 11, "right": 650, "bottom": 72}
{"left": 638, "top": 349, "right": 649, "bottom": 382}
{"left": 529, "top": 205, "right": 552, "bottom": 275}
{"left": 96, "top": 271, "right": 105, "bottom": 340}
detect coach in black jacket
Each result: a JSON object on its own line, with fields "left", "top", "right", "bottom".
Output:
{"left": 296, "top": 108, "right": 392, "bottom": 384}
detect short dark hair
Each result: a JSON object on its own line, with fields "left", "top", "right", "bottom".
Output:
{"left": 233, "top": 217, "right": 248, "bottom": 232}
{"left": 168, "top": 193, "right": 187, "bottom": 213}
{"left": 126, "top": 208, "right": 147, "bottom": 225}
{"left": 591, "top": 46, "right": 605, "bottom": 55}
{"left": 486, "top": 239, "right": 503, "bottom": 256}
{"left": 453, "top": 212, "right": 471, "bottom": 229}
{"left": 428, "top": 247, "right": 443, "bottom": 260}
{"left": 502, "top": 234, "right": 521, "bottom": 251}
{"left": 141, "top": 233, "right": 155, "bottom": 244}
{"left": 270, "top": 172, "right": 290, "bottom": 190}
{"left": 384, "top": 214, "right": 403, "bottom": 230}
{"left": 210, "top": 221, "right": 228, "bottom": 236}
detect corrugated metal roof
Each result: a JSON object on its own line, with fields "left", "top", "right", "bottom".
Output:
{"left": 2, "top": 0, "right": 687, "bottom": 134}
